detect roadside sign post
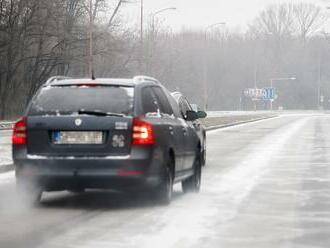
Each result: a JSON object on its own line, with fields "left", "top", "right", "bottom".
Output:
{"left": 262, "top": 87, "right": 275, "bottom": 110}
{"left": 269, "top": 77, "right": 296, "bottom": 110}
{"left": 244, "top": 87, "right": 275, "bottom": 110}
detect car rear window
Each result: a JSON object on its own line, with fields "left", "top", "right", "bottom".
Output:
{"left": 28, "top": 85, "right": 134, "bottom": 116}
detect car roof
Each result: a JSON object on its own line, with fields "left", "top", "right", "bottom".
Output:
{"left": 45, "top": 76, "right": 161, "bottom": 87}
{"left": 48, "top": 78, "right": 135, "bottom": 87}
{"left": 171, "top": 91, "right": 183, "bottom": 101}
{"left": 171, "top": 91, "right": 182, "bottom": 97}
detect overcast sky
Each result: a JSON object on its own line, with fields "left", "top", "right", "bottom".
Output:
{"left": 123, "top": 0, "right": 327, "bottom": 31}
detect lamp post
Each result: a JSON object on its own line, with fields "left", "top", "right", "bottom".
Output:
{"left": 203, "top": 22, "right": 226, "bottom": 111}
{"left": 269, "top": 77, "right": 296, "bottom": 110}
{"left": 147, "top": 7, "right": 176, "bottom": 74}
{"left": 151, "top": 7, "right": 176, "bottom": 31}
{"left": 139, "top": 0, "right": 144, "bottom": 72}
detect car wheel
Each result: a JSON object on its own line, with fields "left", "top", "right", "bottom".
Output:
{"left": 16, "top": 176, "right": 42, "bottom": 206}
{"left": 154, "top": 157, "right": 174, "bottom": 205}
{"left": 182, "top": 153, "right": 201, "bottom": 193}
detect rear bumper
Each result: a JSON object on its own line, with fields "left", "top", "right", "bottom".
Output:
{"left": 13, "top": 146, "right": 165, "bottom": 191}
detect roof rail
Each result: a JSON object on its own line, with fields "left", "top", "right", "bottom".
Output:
{"left": 171, "top": 91, "right": 182, "bottom": 96}
{"left": 44, "top": 76, "right": 71, "bottom": 85}
{"left": 133, "top": 75, "right": 160, "bottom": 84}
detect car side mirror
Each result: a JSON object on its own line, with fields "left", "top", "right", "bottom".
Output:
{"left": 186, "top": 110, "right": 199, "bottom": 121}
{"left": 197, "top": 111, "right": 207, "bottom": 119}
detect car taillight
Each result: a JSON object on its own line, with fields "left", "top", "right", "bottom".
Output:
{"left": 12, "top": 117, "right": 27, "bottom": 145}
{"left": 132, "top": 118, "right": 154, "bottom": 145}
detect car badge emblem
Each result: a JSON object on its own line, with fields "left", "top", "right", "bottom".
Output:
{"left": 75, "top": 118, "right": 82, "bottom": 126}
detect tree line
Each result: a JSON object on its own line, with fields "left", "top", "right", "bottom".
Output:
{"left": 0, "top": 1, "right": 329, "bottom": 119}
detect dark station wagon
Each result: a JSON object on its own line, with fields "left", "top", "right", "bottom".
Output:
{"left": 12, "top": 76, "right": 207, "bottom": 205}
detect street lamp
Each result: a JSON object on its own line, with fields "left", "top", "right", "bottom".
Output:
{"left": 205, "top": 22, "right": 226, "bottom": 33}
{"left": 146, "top": 7, "right": 176, "bottom": 74}
{"left": 151, "top": 7, "right": 177, "bottom": 33}
{"left": 203, "top": 22, "right": 226, "bottom": 111}
{"left": 139, "top": 2, "right": 176, "bottom": 73}
{"left": 151, "top": 8, "right": 177, "bottom": 44}
{"left": 269, "top": 77, "right": 296, "bottom": 110}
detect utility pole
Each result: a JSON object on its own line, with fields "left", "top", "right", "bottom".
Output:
{"left": 269, "top": 77, "right": 296, "bottom": 110}
{"left": 88, "top": 0, "right": 93, "bottom": 78}
{"left": 140, "top": 0, "right": 144, "bottom": 46}
{"left": 203, "top": 22, "right": 226, "bottom": 111}
{"left": 253, "top": 64, "right": 258, "bottom": 111}
{"left": 270, "top": 79, "right": 274, "bottom": 111}
{"left": 139, "top": 0, "right": 144, "bottom": 73}
{"left": 149, "top": 7, "right": 176, "bottom": 74}
{"left": 317, "top": 53, "right": 322, "bottom": 109}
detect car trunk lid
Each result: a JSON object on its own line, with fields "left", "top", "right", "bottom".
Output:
{"left": 27, "top": 115, "right": 133, "bottom": 156}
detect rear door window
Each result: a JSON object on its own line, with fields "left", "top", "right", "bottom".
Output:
{"left": 141, "top": 87, "right": 160, "bottom": 115}
{"left": 152, "top": 87, "right": 174, "bottom": 116}
{"left": 179, "top": 98, "right": 192, "bottom": 119}
{"left": 29, "top": 85, "right": 134, "bottom": 116}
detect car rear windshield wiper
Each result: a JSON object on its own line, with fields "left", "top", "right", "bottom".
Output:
{"left": 78, "top": 109, "right": 125, "bottom": 117}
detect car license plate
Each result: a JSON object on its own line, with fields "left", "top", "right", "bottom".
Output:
{"left": 53, "top": 131, "right": 103, "bottom": 144}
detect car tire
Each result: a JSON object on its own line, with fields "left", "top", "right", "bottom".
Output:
{"left": 202, "top": 148, "right": 206, "bottom": 166}
{"left": 154, "top": 157, "right": 174, "bottom": 205}
{"left": 16, "top": 176, "right": 42, "bottom": 206}
{"left": 182, "top": 153, "right": 201, "bottom": 193}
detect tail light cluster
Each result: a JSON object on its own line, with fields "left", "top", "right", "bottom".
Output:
{"left": 12, "top": 117, "right": 153, "bottom": 146}
{"left": 12, "top": 117, "right": 27, "bottom": 145}
{"left": 132, "top": 118, "right": 154, "bottom": 145}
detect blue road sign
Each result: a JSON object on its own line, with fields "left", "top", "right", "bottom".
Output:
{"left": 262, "top": 87, "right": 275, "bottom": 100}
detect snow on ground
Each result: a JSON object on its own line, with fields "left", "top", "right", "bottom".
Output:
{"left": 28, "top": 116, "right": 311, "bottom": 248}
{"left": 118, "top": 117, "right": 311, "bottom": 248}
{"left": 0, "top": 171, "right": 14, "bottom": 185}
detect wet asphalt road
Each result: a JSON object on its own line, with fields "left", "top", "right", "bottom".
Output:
{"left": 1, "top": 113, "right": 330, "bottom": 248}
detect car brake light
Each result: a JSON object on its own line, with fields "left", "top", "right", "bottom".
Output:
{"left": 132, "top": 118, "right": 154, "bottom": 145}
{"left": 12, "top": 117, "right": 27, "bottom": 145}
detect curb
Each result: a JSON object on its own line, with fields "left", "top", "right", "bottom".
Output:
{"left": 0, "top": 115, "right": 277, "bottom": 174}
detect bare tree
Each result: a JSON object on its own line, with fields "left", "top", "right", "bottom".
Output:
{"left": 293, "top": 3, "right": 326, "bottom": 45}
